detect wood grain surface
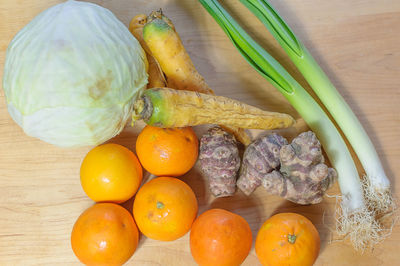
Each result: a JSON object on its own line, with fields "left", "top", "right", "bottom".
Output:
{"left": 1, "top": 0, "right": 399, "bottom": 265}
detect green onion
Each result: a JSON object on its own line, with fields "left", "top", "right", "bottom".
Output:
{"left": 240, "top": 0, "right": 394, "bottom": 217}
{"left": 198, "top": 0, "right": 386, "bottom": 250}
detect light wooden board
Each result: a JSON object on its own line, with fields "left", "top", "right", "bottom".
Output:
{"left": 1, "top": 0, "right": 399, "bottom": 265}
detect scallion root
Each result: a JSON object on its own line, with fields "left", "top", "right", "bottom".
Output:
{"left": 335, "top": 205, "right": 383, "bottom": 252}
{"left": 334, "top": 186, "right": 396, "bottom": 252}
{"left": 361, "top": 176, "right": 397, "bottom": 227}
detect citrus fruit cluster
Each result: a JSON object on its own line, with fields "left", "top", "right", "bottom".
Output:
{"left": 71, "top": 126, "right": 200, "bottom": 265}
{"left": 72, "top": 143, "right": 142, "bottom": 265}
{"left": 71, "top": 125, "right": 320, "bottom": 266}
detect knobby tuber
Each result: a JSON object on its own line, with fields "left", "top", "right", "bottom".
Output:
{"left": 263, "top": 131, "right": 337, "bottom": 204}
{"left": 199, "top": 127, "right": 241, "bottom": 197}
{"left": 238, "top": 131, "right": 337, "bottom": 205}
{"left": 237, "top": 133, "right": 288, "bottom": 195}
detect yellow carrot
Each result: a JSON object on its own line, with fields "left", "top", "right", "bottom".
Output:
{"left": 143, "top": 10, "right": 213, "bottom": 94}
{"left": 129, "top": 14, "right": 166, "bottom": 88}
{"left": 143, "top": 10, "right": 254, "bottom": 144}
{"left": 133, "top": 88, "right": 295, "bottom": 130}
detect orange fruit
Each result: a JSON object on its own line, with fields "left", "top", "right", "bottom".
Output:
{"left": 133, "top": 176, "right": 198, "bottom": 241}
{"left": 71, "top": 203, "right": 139, "bottom": 266}
{"left": 136, "top": 125, "right": 199, "bottom": 176}
{"left": 255, "top": 213, "right": 320, "bottom": 266}
{"left": 190, "top": 208, "right": 252, "bottom": 266}
{"left": 80, "top": 143, "right": 142, "bottom": 203}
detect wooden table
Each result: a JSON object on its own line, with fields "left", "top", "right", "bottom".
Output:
{"left": 1, "top": 0, "right": 399, "bottom": 265}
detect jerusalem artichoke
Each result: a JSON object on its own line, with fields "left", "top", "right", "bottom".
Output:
{"left": 237, "top": 133, "right": 288, "bottom": 195}
{"left": 262, "top": 131, "right": 337, "bottom": 204}
{"left": 199, "top": 127, "right": 240, "bottom": 197}
{"left": 238, "top": 131, "right": 336, "bottom": 204}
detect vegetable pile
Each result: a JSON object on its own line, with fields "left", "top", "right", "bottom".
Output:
{"left": 3, "top": 1, "right": 293, "bottom": 148}
{"left": 199, "top": 0, "right": 396, "bottom": 251}
{"left": 2, "top": 0, "right": 396, "bottom": 264}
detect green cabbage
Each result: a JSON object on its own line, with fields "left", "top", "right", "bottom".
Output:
{"left": 3, "top": 0, "right": 148, "bottom": 147}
